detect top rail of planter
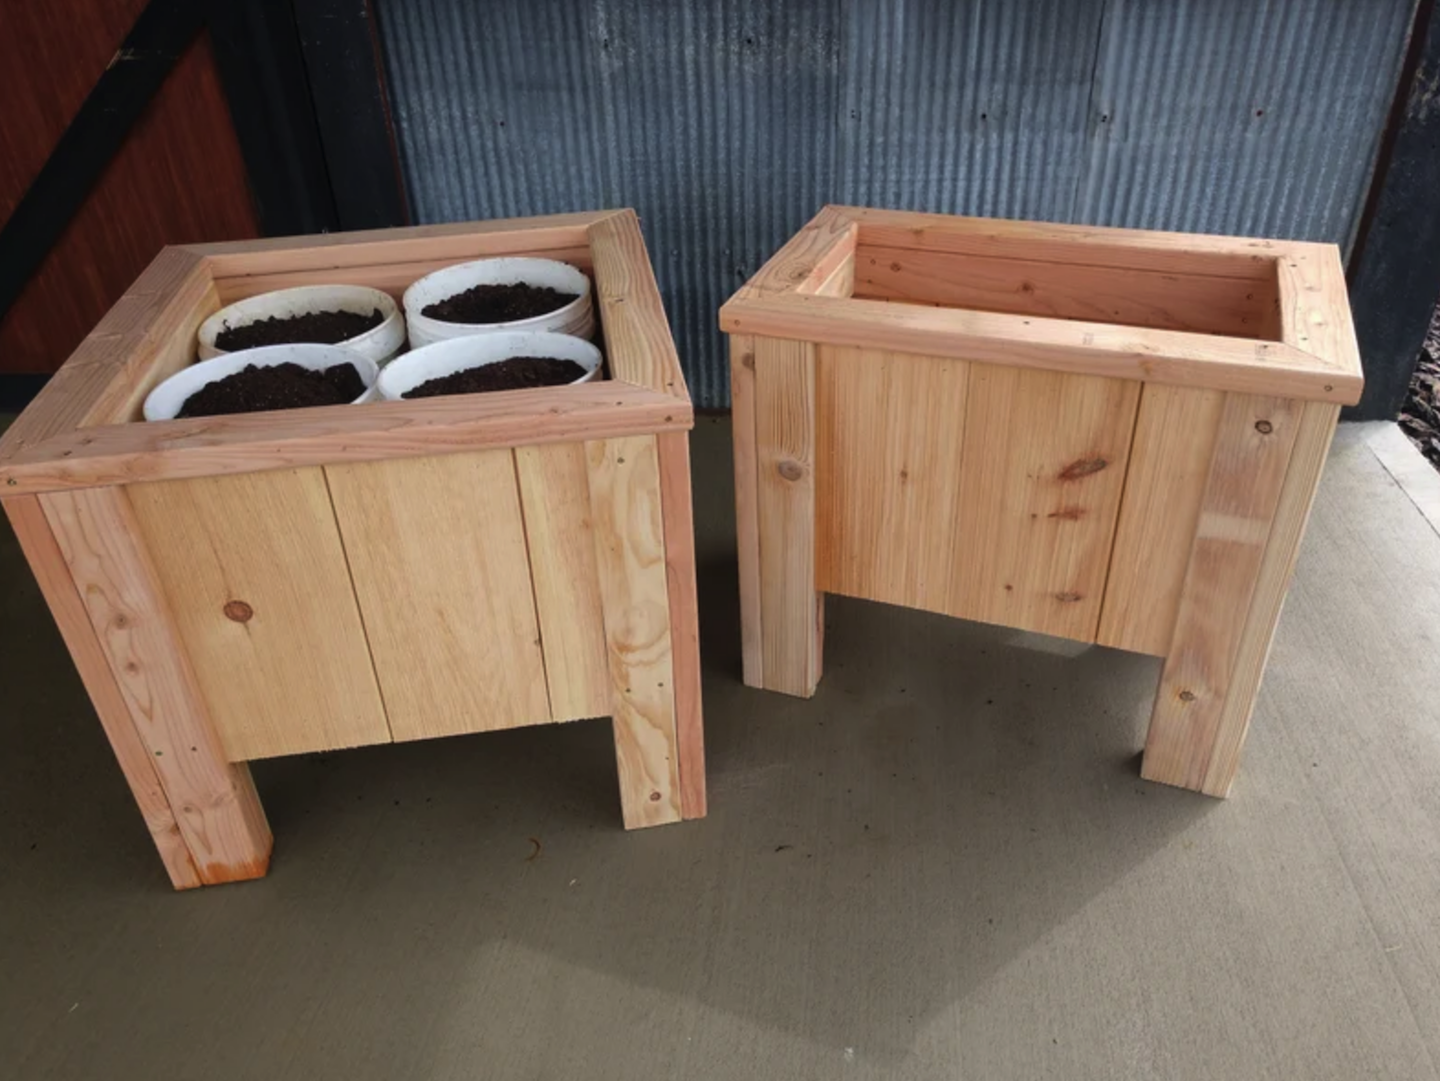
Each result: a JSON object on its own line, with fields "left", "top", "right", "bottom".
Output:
{"left": 0, "top": 210, "right": 691, "bottom": 495}
{"left": 719, "top": 205, "right": 1363, "bottom": 406}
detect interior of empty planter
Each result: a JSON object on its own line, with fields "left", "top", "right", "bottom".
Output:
{"left": 848, "top": 221, "right": 1282, "bottom": 341}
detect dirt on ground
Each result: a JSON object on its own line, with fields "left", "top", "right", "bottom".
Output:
{"left": 1400, "top": 306, "right": 1440, "bottom": 471}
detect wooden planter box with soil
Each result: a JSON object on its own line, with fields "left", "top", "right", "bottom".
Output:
{"left": 721, "top": 205, "right": 1363, "bottom": 797}
{"left": 0, "top": 209, "right": 703, "bottom": 889}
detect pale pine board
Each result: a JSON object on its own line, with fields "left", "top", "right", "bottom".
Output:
{"left": 754, "top": 336, "right": 822, "bottom": 696}
{"left": 39, "top": 486, "right": 272, "bottom": 884}
{"left": 127, "top": 468, "right": 392, "bottom": 760}
{"left": 585, "top": 436, "right": 682, "bottom": 828}
{"left": 3, "top": 495, "right": 201, "bottom": 889}
{"left": 816, "top": 346, "right": 971, "bottom": 613}
{"left": 1098, "top": 383, "right": 1227, "bottom": 656}
{"left": 514, "top": 443, "right": 611, "bottom": 722}
{"left": 1143, "top": 393, "right": 1304, "bottom": 793}
{"left": 325, "top": 451, "right": 551, "bottom": 741}
{"left": 729, "top": 335, "right": 764, "bottom": 687}
{"left": 851, "top": 245, "right": 1276, "bottom": 339}
{"left": 947, "top": 363, "right": 1141, "bottom": 642}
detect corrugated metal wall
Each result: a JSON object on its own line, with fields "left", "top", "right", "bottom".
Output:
{"left": 376, "top": 0, "right": 1415, "bottom": 407}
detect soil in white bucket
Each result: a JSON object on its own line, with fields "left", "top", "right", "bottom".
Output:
{"left": 403, "top": 258, "right": 594, "bottom": 348}
{"left": 197, "top": 285, "right": 404, "bottom": 364}
{"left": 144, "top": 345, "right": 378, "bottom": 421}
{"left": 378, "top": 332, "right": 601, "bottom": 401}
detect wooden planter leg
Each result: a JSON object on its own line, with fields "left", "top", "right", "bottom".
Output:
{"left": 1142, "top": 397, "right": 1339, "bottom": 796}
{"left": 588, "top": 436, "right": 685, "bottom": 828}
{"left": 33, "top": 486, "right": 272, "bottom": 885}
{"left": 749, "top": 336, "right": 822, "bottom": 698}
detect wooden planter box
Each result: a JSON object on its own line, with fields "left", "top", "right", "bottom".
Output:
{"left": 0, "top": 210, "right": 704, "bottom": 889}
{"left": 721, "top": 206, "right": 1363, "bottom": 797}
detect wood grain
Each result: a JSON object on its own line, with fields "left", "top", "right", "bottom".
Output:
{"left": 852, "top": 244, "right": 1276, "bottom": 339}
{"left": 719, "top": 293, "right": 1359, "bottom": 405}
{"left": 1277, "top": 245, "right": 1364, "bottom": 381}
{"left": 729, "top": 334, "right": 764, "bottom": 688}
{"left": 586, "top": 436, "right": 683, "bottom": 828}
{"left": 1097, "top": 383, "right": 1227, "bottom": 656}
{"left": 946, "top": 364, "right": 1140, "bottom": 642}
{"left": 754, "top": 336, "right": 822, "bottom": 696}
{"left": 733, "top": 206, "right": 857, "bottom": 301}
{"left": 1142, "top": 393, "right": 1304, "bottom": 793}
{"left": 326, "top": 451, "right": 550, "bottom": 741}
{"left": 1, "top": 379, "right": 690, "bottom": 496}
{"left": 127, "top": 468, "right": 391, "bottom": 760}
{"left": 588, "top": 210, "right": 688, "bottom": 398}
{"left": 38, "top": 486, "right": 272, "bottom": 884}
{"left": 816, "top": 346, "right": 971, "bottom": 613}
{"left": 514, "top": 443, "right": 611, "bottom": 723}
{"left": 656, "top": 430, "right": 706, "bottom": 819}
{"left": 3, "top": 495, "right": 201, "bottom": 889}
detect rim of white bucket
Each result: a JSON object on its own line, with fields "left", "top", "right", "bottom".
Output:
{"left": 402, "top": 257, "right": 593, "bottom": 345}
{"left": 143, "top": 344, "right": 379, "bottom": 421}
{"left": 377, "top": 330, "right": 603, "bottom": 401}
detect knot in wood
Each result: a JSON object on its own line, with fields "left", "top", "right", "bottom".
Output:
{"left": 224, "top": 600, "right": 255, "bottom": 624}
{"left": 1178, "top": 689, "right": 1197, "bottom": 702}
{"left": 777, "top": 459, "right": 805, "bottom": 482}
{"left": 1058, "top": 457, "right": 1108, "bottom": 481}
{"left": 1254, "top": 420, "right": 1274, "bottom": 435}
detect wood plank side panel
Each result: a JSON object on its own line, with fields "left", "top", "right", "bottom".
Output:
{"left": 655, "top": 430, "right": 706, "bottom": 819}
{"left": 851, "top": 245, "right": 1277, "bottom": 339}
{"left": 816, "top": 346, "right": 970, "bottom": 613}
{"left": 326, "top": 451, "right": 551, "bottom": 741}
{"left": 729, "top": 335, "right": 764, "bottom": 687}
{"left": 1097, "top": 384, "right": 1227, "bottom": 656}
{"left": 586, "top": 436, "right": 683, "bottom": 828}
{"left": 515, "top": 443, "right": 611, "bottom": 722}
{"left": 3, "top": 495, "right": 201, "bottom": 889}
{"left": 754, "top": 336, "right": 822, "bottom": 696}
{"left": 38, "top": 486, "right": 272, "bottom": 885}
{"left": 1142, "top": 393, "right": 1304, "bottom": 794}
{"left": 126, "top": 468, "right": 391, "bottom": 760}
{"left": 948, "top": 365, "right": 1141, "bottom": 642}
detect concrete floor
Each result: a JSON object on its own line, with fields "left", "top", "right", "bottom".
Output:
{"left": 3, "top": 418, "right": 1440, "bottom": 1080}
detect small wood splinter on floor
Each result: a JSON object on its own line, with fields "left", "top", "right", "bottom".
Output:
{"left": 525, "top": 837, "right": 542, "bottom": 862}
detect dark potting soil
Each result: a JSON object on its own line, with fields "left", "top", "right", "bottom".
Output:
{"left": 402, "top": 356, "right": 588, "bottom": 398}
{"left": 213, "top": 308, "right": 384, "bottom": 350}
{"left": 420, "top": 282, "right": 580, "bottom": 324}
{"left": 176, "top": 362, "right": 366, "bottom": 418}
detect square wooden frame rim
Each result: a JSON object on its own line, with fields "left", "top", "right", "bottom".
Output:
{"left": 719, "top": 204, "right": 1363, "bottom": 406}
{"left": 0, "top": 209, "right": 692, "bottom": 496}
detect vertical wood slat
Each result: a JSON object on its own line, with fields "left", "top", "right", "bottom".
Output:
{"left": 754, "top": 336, "right": 822, "bottom": 697}
{"left": 1097, "top": 383, "right": 1227, "bottom": 656}
{"left": 325, "top": 451, "right": 550, "bottom": 741}
{"left": 655, "top": 431, "right": 706, "bottom": 819}
{"left": 37, "top": 486, "right": 272, "bottom": 885}
{"left": 947, "top": 364, "right": 1140, "bottom": 642}
{"left": 816, "top": 346, "right": 971, "bottom": 612}
{"left": 514, "top": 443, "right": 612, "bottom": 721}
{"left": 1142, "top": 393, "right": 1305, "bottom": 794}
{"left": 3, "top": 495, "right": 202, "bottom": 889}
{"left": 586, "top": 435, "right": 683, "bottom": 828}
{"left": 730, "top": 335, "right": 765, "bottom": 688}
{"left": 127, "top": 468, "right": 392, "bottom": 760}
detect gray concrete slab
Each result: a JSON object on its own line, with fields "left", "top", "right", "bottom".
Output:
{"left": 1, "top": 418, "right": 1438, "bottom": 1080}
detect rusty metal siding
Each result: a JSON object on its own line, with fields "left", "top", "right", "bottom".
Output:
{"left": 375, "top": 0, "right": 1415, "bottom": 407}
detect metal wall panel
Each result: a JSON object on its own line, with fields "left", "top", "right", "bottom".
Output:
{"left": 376, "top": 0, "right": 1414, "bottom": 407}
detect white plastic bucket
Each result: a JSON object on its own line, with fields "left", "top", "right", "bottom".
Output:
{"left": 377, "top": 331, "right": 602, "bottom": 401}
{"left": 197, "top": 285, "right": 404, "bottom": 365}
{"left": 402, "top": 257, "right": 594, "bottom": 349}
{"left": 143, "top": 344, "right": 379, "bottom": 421}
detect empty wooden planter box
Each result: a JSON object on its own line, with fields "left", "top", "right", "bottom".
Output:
{"left": 0, "top": 209, "right": 704, "bottom": 889}
{"left": 722, "top": 206, "right": 1363, "bottom": 796}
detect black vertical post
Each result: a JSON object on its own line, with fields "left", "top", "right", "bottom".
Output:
{"left": 1346, "top": 0, "right": 1440, "bottom": 421}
